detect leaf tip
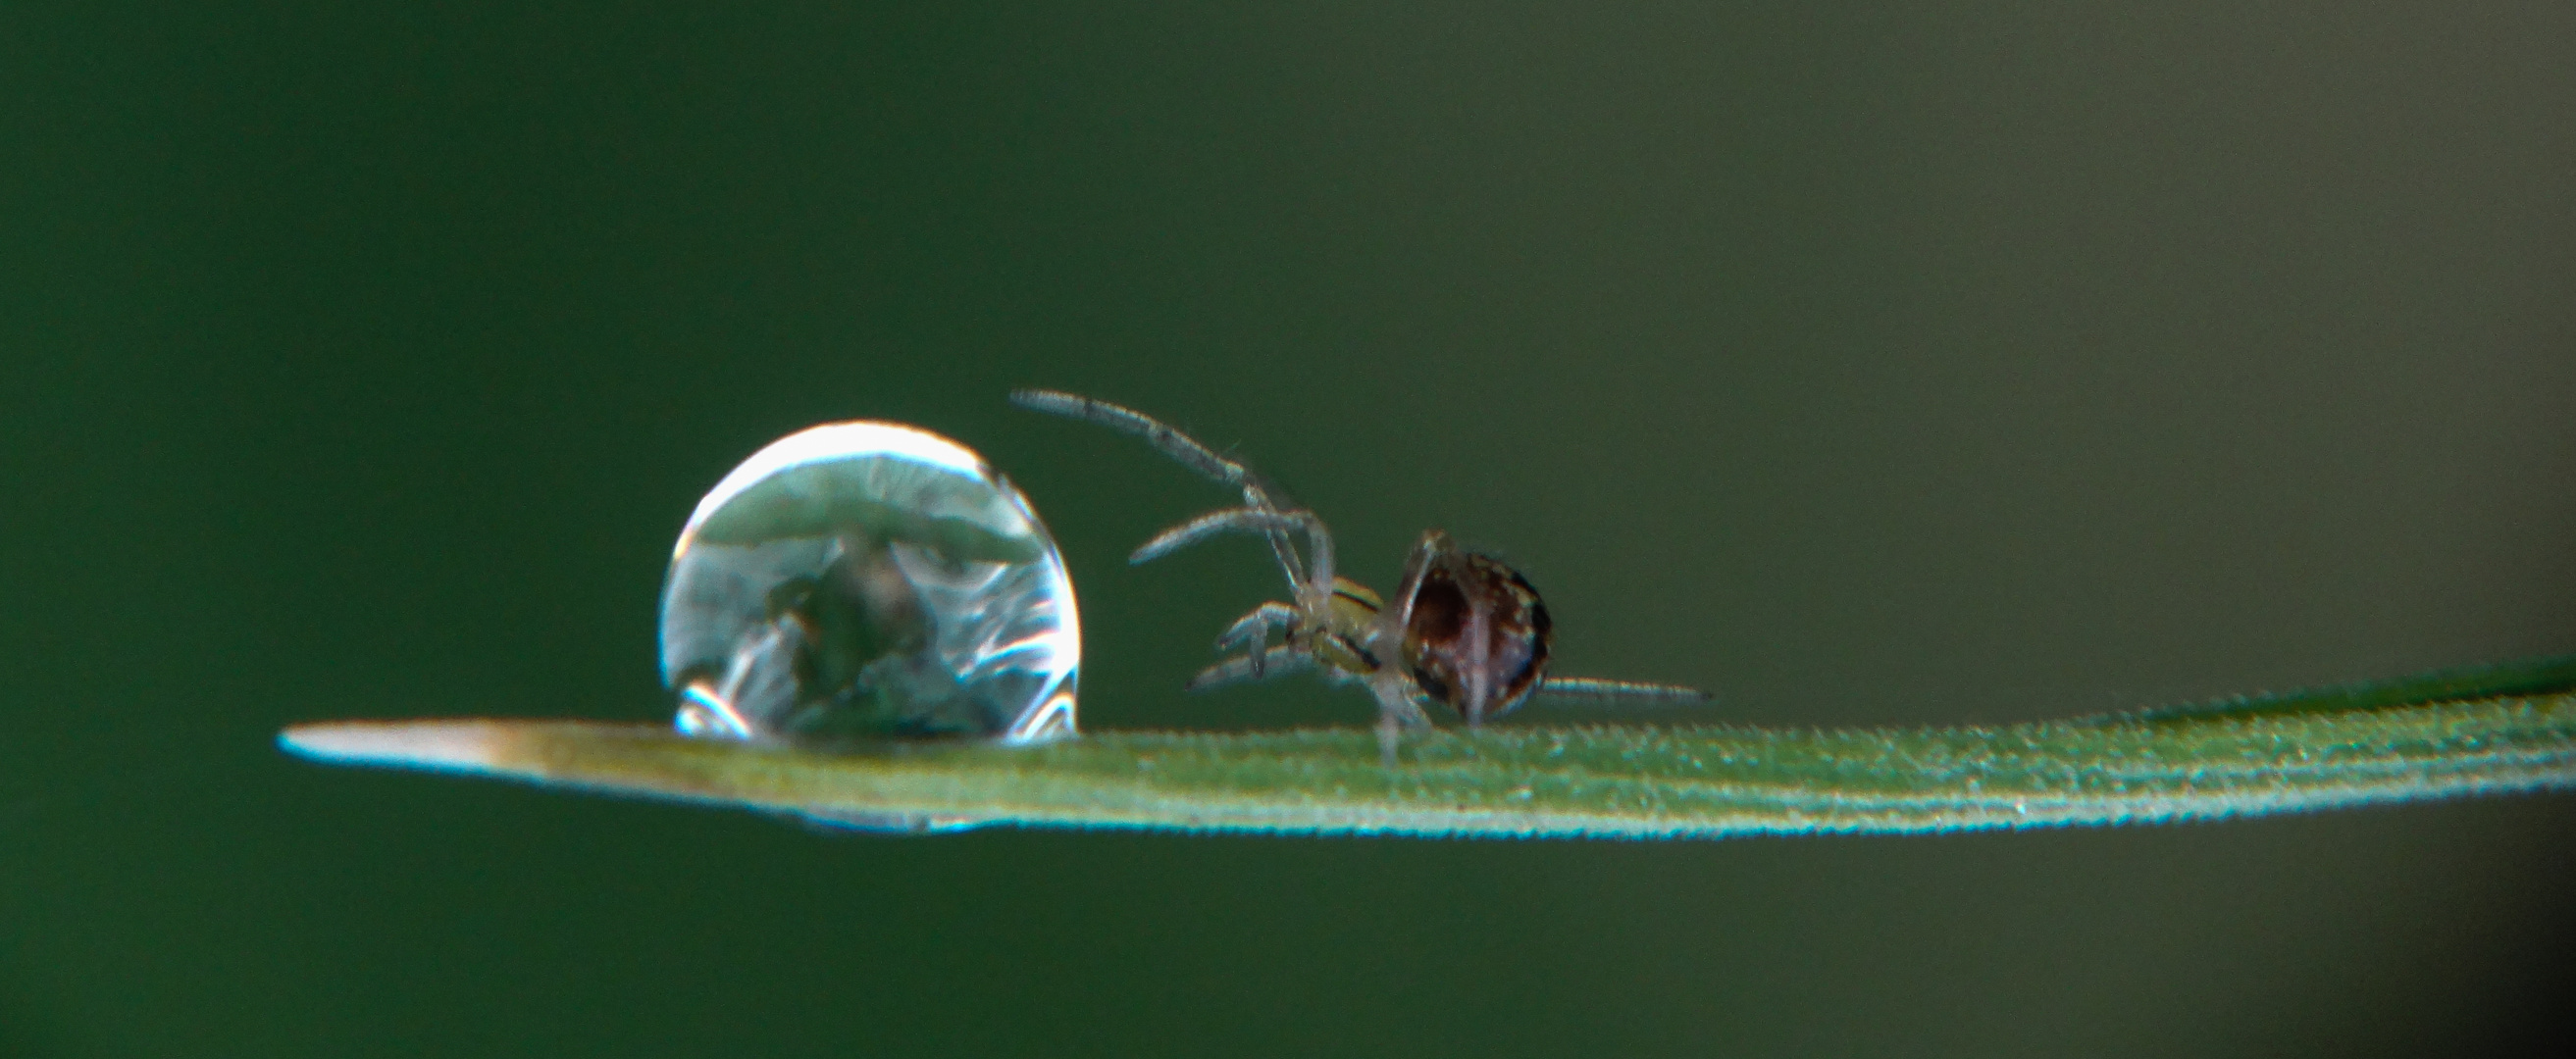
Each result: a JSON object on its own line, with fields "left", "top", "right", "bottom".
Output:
{"left": 279, "top": 720, "right": 519, "bottom": 776}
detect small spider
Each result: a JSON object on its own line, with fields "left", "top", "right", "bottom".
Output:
{"left": 1011, "top": 389, "right": 1706, "bottom": 759}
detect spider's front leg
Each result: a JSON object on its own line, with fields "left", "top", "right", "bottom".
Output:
{"left": 1214, "top": 600, "right": 1303, "bottom": 678}
{"left": 1131, "top": 506, "right": 1336, "bottom": 613}
{"left": 1184, "top": 647, "right": 1318, "bottom": 692}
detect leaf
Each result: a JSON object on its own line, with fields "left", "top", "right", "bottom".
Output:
{"left": 277, "top": 655, "right": 2576, "bottom": 837}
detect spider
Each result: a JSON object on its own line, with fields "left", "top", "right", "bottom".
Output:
{"left": 1011, "top": 388, "right": 1706, "bottom": 759}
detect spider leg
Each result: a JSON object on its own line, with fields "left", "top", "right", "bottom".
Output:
{"left": 1529, "top": 677, "right": 1712, "bottom": 706}
{"left": 1352, "top": 531, "right": 1474, "bottom": 764}
{"left": 1008, "top": 389, "right": 1253, "bottom": 492}
{"left": 1382, "top": 530, "right": 1451, "bottom": 636}
{"left": 1131, "top": 506, "right": 1337, "bottom": 611}
{"left": 1462, "top": 581, "right": 1494, "bottom": 726}
{"left": 1130, "top": 507, "right": 1281, "bottom": 564}
{"left": 1184, "top": 648, "right": 1320, "bottom": 692}
{"left": 1366, "top": 668, "right": 1437, "bottom": 767}
{"left": 1214, "top": 601, "right": 1302, "bottom": 678}
{"left": 1012, "top": 388, "right": 1311, "bottom": 594}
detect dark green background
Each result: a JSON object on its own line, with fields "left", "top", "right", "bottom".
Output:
{"left": 6, "top": 4, "right": 2573, "bottom": 1056}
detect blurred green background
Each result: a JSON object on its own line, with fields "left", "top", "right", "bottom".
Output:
{"left": 5, "top": 3, "right": 2573, "bottom": 1056}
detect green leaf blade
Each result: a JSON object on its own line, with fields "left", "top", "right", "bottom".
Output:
{"left": 280, "top": 682, "right": 2576, "bottom": 838}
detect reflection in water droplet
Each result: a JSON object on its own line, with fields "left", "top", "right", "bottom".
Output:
{"left": 658, "top": 422, "right": 1079, "bottom": 746}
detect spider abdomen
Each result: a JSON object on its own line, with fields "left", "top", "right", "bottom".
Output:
{"left": 1399, "top": 548, "right": 1553, "bottom": 724}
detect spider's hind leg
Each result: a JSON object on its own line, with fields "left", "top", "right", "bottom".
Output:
{"left": 1531, "top": 677, "right": 1711, "bottom": 706}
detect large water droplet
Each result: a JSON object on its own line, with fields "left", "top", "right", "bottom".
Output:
{"left": 658, "top": 422, "right": 1079, "bottom": 745}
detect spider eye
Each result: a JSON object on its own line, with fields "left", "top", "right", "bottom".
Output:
{"left": 659, "top": 422, "right": 1081, "bottom": 745}
{"left": 1399, "top": 551, "right": 1552, "bottom": 722}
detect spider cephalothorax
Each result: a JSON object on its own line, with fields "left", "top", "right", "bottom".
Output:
{"left": 1011, "top": 388, "right": 1703, "bottom": 758}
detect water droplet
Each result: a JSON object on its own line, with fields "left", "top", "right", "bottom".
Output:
{"left": 658, "top": 422, "right": 1080, "bottom": 745}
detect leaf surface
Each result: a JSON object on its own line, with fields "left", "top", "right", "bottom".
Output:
{"left": 281, "top": 657, "right": 2576, "bottom": 837}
